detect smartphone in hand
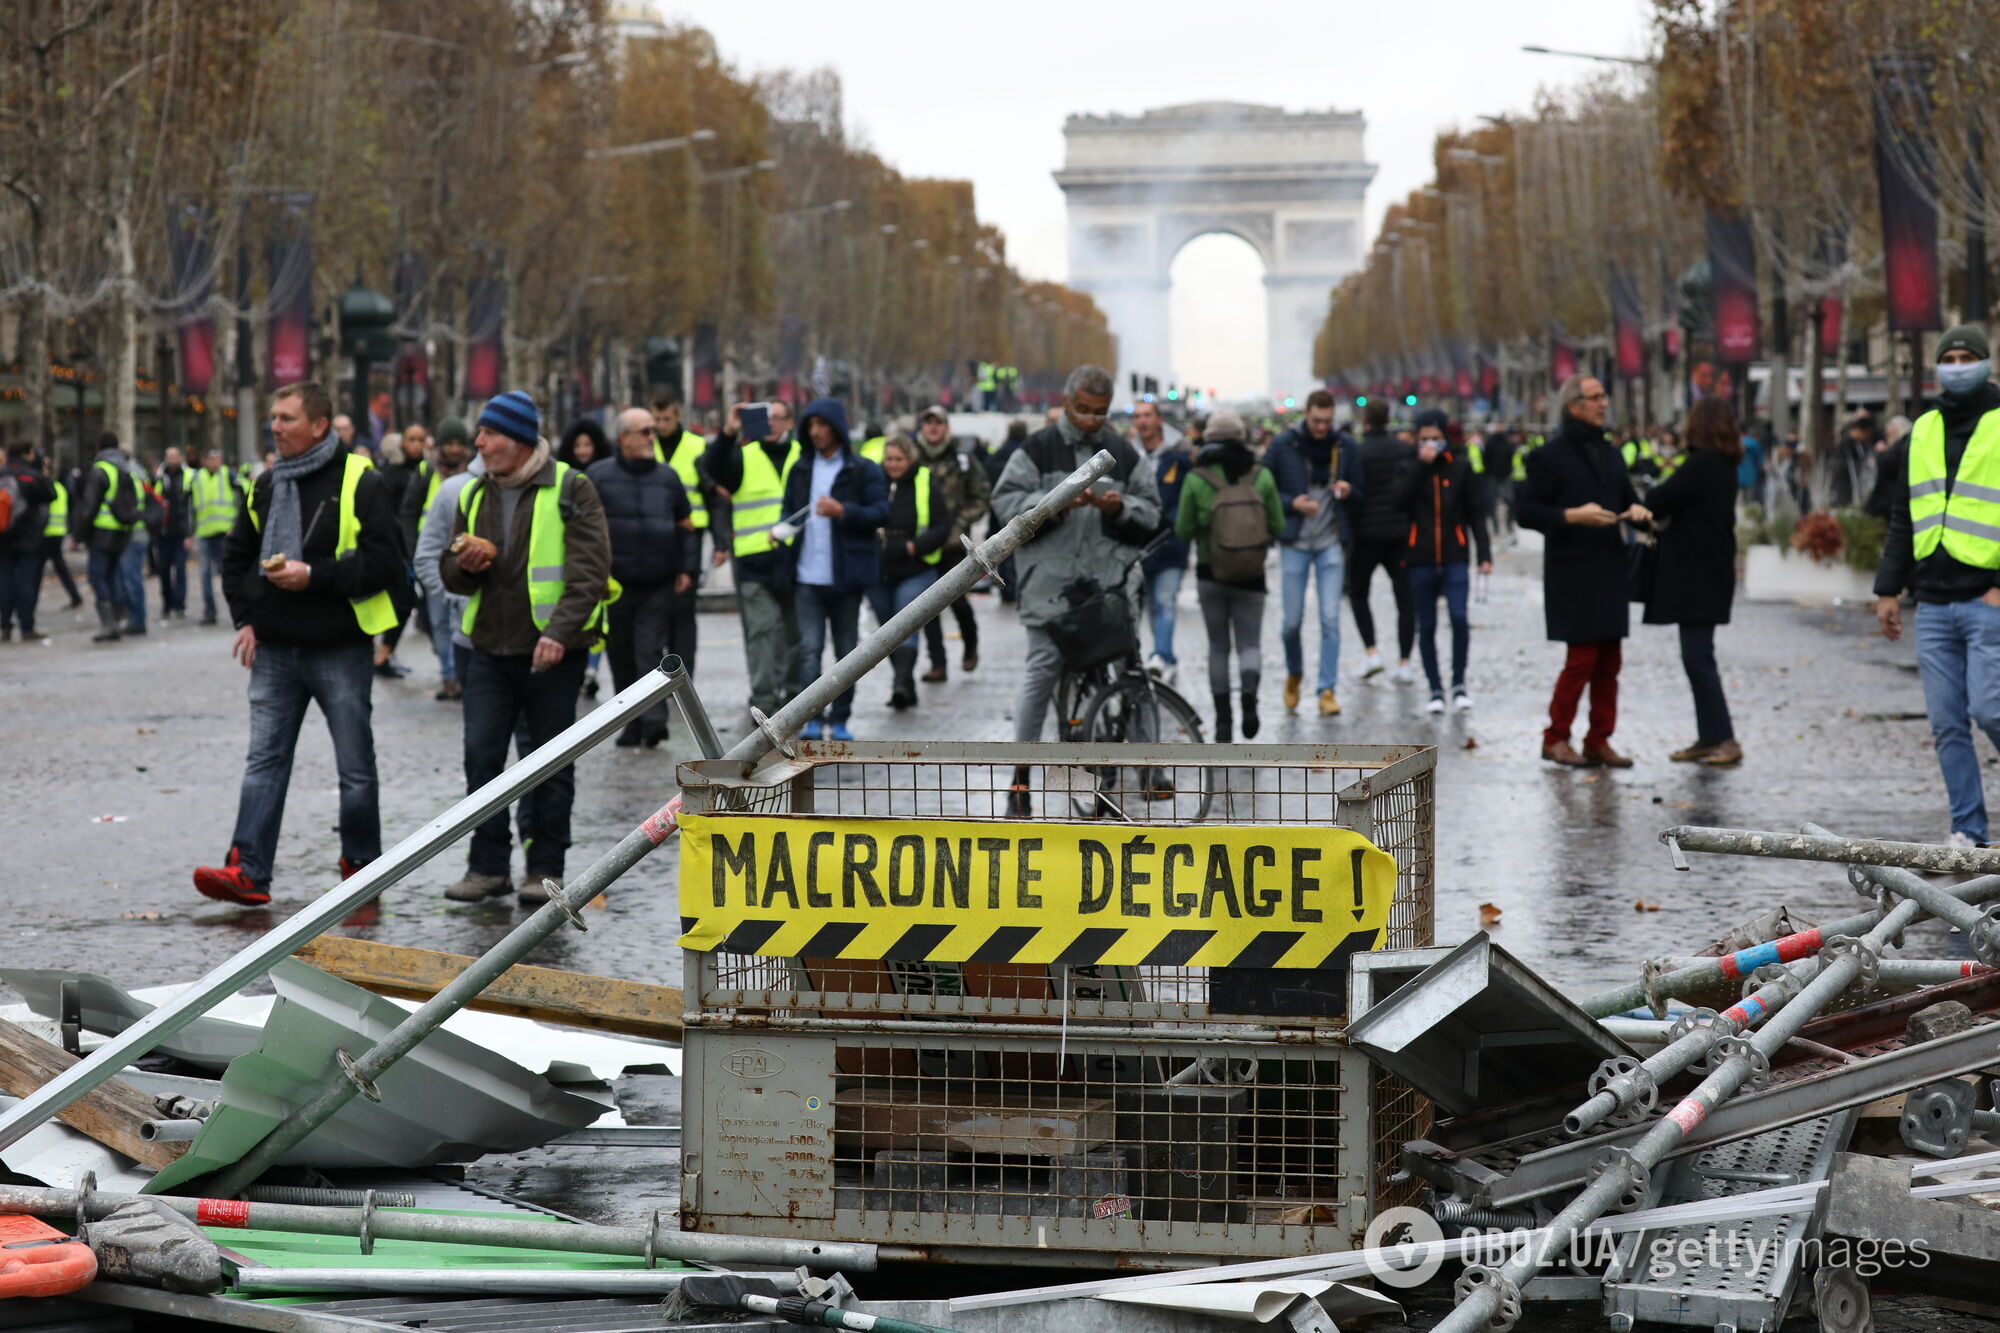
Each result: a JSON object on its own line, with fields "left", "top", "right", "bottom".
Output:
{"left": 737, "top": 403, "right": 771, "bottom": 442}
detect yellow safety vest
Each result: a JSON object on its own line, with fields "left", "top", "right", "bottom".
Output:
{"left": 1467, "top": 440, "right": 1485, "bottom": 475}
{"left": 857, "top": 436, "right": 886, "bottom": 464}
{"left": 192, "top": 467, "right": 239, "bottom": 538}
{"left": 246, "top": 453, "right": 399, "bottom": 634}
{"left": 458, "top": 460, "right": 614, "bottom": 642}
{"left": 652, "top": 430, "right": 710, "bottom": 530}
{"left": 912, "top": 465, "right": 940, "bottom": 566}
{"left": 731, "top": 440, "right": 802, "bottom": 558}
{"left": 91, "top": 459, "right": 139, "bottom": 532}
{"left": 1910, "top": 408, "right": 2000, "bottom": 567}
{"left": 416, "top": 462, "right": 443, "bottom": 534}
{"left": 44, "top": 480, "right": 68, "bottom": 538}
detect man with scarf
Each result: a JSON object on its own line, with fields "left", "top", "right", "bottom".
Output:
{"left": 1876, "top": 325, "right": 2000, "bottom": 848}
{"left": 193, "top": 382, "right": 404, "bottom": 906}
{"left": 440, "top": 391, "right": 612, "bottom": 905}
{"left": 1265, "top": 388, "right": 1362, "bottom": 717}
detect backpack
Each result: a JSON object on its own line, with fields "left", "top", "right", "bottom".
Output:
{"left": 136, "top": 470, "right": 168, "bottom": 531}
{"left": 0, "top": 473, "right": 22, "bottom": 536}
{"left": 1197, "top": 464, "right": 1271, "bottom": 584}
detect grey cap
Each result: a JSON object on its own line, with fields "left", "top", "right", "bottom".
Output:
{"left": 1205, "top": 408, "right": 1247, "bottom": 442}
{"left": 920, "top": 404, "right": 949, "bottom": 422}
{"left": 1938, "top": 323, "right": 1991, "bottom": 363}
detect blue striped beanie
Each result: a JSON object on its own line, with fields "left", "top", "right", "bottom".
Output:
{"left": 477, "top": 391, "right": 541, "bottom": 447}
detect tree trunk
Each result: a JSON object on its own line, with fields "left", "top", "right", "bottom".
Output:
{"left": 1801, "top": 301, "right": 1825, "bottom": 503}
{"left": 19, "top": 284, "right": 55, "bottom": 470}
{"left": 103, "top": 209, "right": 140, "bottom": 456}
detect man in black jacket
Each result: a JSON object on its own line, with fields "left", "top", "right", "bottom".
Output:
{"left": 591, "top": 406, "right": 698, "bottom": 748}
{"left": 1345, "top": 400, "right": 1419, "bottom": 684}
{"left": 0, "top": 441, "right": 56, "bottom": 641}
{"left": 74, "top": 431, "right": 143, "bottom": 643}
{"left": 153, "top": 445, "right": 195, "bottom": 619}
{"left": 192, "top": 381, "right": 404, "bottom": 906}
{"left": 1875, "top": 325, "right": 2000, "bottom": 847}
{"left": 1397, "top": 411, "right": 1492, "bottom": 713}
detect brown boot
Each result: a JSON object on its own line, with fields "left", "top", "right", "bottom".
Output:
{"left": 1701, "top": 739, "right": 1743, "bottom": 767}
{"left": 1542, "top": 739, "right": 1591, "bottom": 767}
{"left": 1668, "top": 741, "right": 1716, "bottom": 763}
{"left": 1583, "top": 743, "right": 1634, "bottom": 768}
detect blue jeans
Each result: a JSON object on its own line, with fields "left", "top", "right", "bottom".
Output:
{"left": 117, "top": 531, "right": 148, "bottom": 628}
{"left": 229, "top": 641, "right": 380, "bottom": 884}
{"left": 1280, "top": 544, "right": 1344, "bottom": 691}
{"left": 1144, "top": 565, "right": 1184, "bottom": 665}
{"left": 156, "top": 535, "right": 188, "bottom": 613}
{"left": 1408, "top": 561, "right": 1470, "bottom": 694}
{"left": 198, "top": 534, "right": 228, "bottom": 621}
{"left": 795, "top": 583, "right": 862, "bottom": 724}
{"left": 426, "top": 591, "right": 458, "bottom": 681}
{"left": 866, "top": 570, "right": 937, "bottom": 653}
{"left": 1914, "top": 598, "right": 2000, "bottom": 841}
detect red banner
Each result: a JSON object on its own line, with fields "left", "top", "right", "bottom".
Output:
{"left": 1706, "top": 210, "right": 1761, "bottom": 363}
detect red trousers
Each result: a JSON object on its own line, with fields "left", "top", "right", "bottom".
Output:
{"left": 1545, "top": 639, "right": 1621, "bottom": 749}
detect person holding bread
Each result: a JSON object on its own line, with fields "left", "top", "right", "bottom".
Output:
{"left": 193, "top": 381, "right": 405, "bottom": 907}
{"left": 439, "top": 390, "right": 613, "bottom": 906}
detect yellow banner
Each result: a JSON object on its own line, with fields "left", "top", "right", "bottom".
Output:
{"left": 675, "top": 813, "right": 1396, "bottom": 969}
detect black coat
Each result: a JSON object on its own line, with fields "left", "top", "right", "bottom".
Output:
{"left": 1642, "top": 449, "right": 1737, "bottom": 626}
{"left": 1351, "top": 431, "right": 1418, "bottom": 541}
{"left": 1517, "top": 417, "right": 1640, "bottom": 643}
{"left": 586, "top": 456, "right": 700, "bottom": 588}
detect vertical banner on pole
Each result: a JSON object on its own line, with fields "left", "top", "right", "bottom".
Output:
{"left": 463, "top": 250, "right": 505, "bottom": 402}
{"left": 1705, "top": 209, "right": 1762, "bottom": 365}
{"left": 776, "top": 314, "right": 803, "bottom": 407}
{"left": 1816, "top": 229, "right": 1847, "bottom": 361}
{"left": 167, "top": 196, "right": 217, "bottom": 395}
{"left": 1873, "top": 58, "right": 1943, "bottom": 334}
{"left": 1549, "top": 325, "right": 1578, "bottom": 385}
{"left": 265, "top": 192, "right": 315, "bottom": 390}
{"left": 691, "top": 322, "right": 719, "bottom": 412}
{"left": 1611, "top": 266, "right": 1646, "bottom": 382}
{"left": 391, "top": 249, "right": 430, "bottom": 417}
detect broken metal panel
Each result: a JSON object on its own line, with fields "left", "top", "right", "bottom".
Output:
{"left": 143, "top": 960, "right": 605, "bottom": 1194}
{"left": 0, "top": 1095, "right": 151, "bottom": 1193}
{"left": 1345, "top": 934, "right": 1637, "bottom": 1116}
{"left": 0, "top": 970, "right": 266, "bottom": 1072}
{"left": 1600, "top": 1110, "right": 1855, "bottom": 1333}
{"left": 1346, "top": 946, "right": 1457, "bottom": 1025}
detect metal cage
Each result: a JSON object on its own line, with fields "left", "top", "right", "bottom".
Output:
{"left": 676, "top": 740, "right": 1435, "bottom": 1267}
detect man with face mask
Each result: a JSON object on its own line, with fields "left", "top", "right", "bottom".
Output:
{"left": 1875, "top": 324, "right": 2000, "bottom": 848}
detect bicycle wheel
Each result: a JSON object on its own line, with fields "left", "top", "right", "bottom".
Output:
{"left": 1054, "top": 663, "right": 1108, "bottom": 743}
{"left": 1074, "top": 670, "right": 1215, "bottom": 822}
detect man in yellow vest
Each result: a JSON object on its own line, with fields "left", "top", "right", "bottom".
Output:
{"left": 191, "top": 445, "right": 241, "bottom": 625}
{"left": 1876, "top": 324, "right": 2000, "bottom": 849}
{"left": 702, "top": 398, "right": 802, "bottom": 720}
{"left": 37, "top": 447, "right": 84, "bottom": 613}
{"left": 440, "top": 390, "right": 612, "bottom": 905}
{"left": 192, "top": 381, "right": 404, "bottom": 907}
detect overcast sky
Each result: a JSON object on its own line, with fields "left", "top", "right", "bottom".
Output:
{"left": 672, "top": 0, "right": 1655, "bottom": 399}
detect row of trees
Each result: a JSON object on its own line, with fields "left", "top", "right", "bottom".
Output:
{"left": 1314, "top": 0, "right": 2000, "bottom": 448}
{"left": 0, "top": 0, "right": 1111, "bottom": 464}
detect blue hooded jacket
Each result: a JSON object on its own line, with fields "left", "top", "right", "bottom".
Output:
{"left": 782, "top": 397, "right": 889, "bottom": 590}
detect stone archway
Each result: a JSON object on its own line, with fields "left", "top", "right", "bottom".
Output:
{"left": 1055, "top": 101, "right": 1375, "bottom": 401}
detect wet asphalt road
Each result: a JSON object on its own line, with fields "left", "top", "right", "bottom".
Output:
{"left": 0, "top": 532, "right": 1977, "bottom": 1009}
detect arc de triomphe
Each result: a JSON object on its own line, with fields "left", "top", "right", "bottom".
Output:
{"left": 1054, "top": 102, "right": 1375, "bottom": 401}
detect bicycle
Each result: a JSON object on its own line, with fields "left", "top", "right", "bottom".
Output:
{"left": 1043, "top": 538, "right": 1217, "bottom": 822}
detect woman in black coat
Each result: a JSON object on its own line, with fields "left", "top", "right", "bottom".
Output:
{"left": 1644, "top": 395, "right": 1743, "bottom": 766}
{"left": 1515, "top": 376, "right": 1651, "bottom": 767}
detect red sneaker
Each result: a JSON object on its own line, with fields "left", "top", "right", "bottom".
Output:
{"left": 193, "top": 850, "right": 270, "bottom": 906}
{"left": 339, "top": 858, "right": 367, "bottom": 880}
{"left": 339, "top": 858, "right": 381, "bottom": 926}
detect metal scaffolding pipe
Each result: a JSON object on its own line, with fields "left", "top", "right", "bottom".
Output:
{"left": 231, "top": 1267, "right": 805, "bottom": 1296}
{"left": 1643, "top": 958, "right": 1995, "bottom": 986}
{"left": 200, "top": 449, "right": 1118, "bottom": 1198}
{"left": 0, "top": 661, "right": 691, "bottom": 1155}
{"left": 1439, "top": 898, "right": 1922, "bottom": 1333}
{"left": 0, "top": 1182, "right": 873, "bottom": 1272}
{"left": 1659, "top": 825, "right": 2000, "bottom": 876}
{"left": 1806, "top": 823, "right": 2000, "bottom": 965}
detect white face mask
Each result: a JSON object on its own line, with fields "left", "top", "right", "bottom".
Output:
{"left": 1939, "top": 360, "right": 1991, "bottom": 397}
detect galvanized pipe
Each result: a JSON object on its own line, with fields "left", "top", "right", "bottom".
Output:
{"left": 1581, "top": 871, "right": 2000, "bottom": 1017}
{"left": 1644, "top": 957, "right": 1995, "bottom": 986}
{"left": 1660, "top": 825, "right": 2000, "bottom": 876}
{"left": 200, "top": 449, "right": 1118, "bottom": 1198}
{"left": 0, "top": 661, "right": 690, "bottom": 1155}
{"left": 231, "top": 1267, "right": 805, "bottom": 1296}
{"left": 1440, "top": 901, "right": 1918, "bottom": 1333}
{"left": 1806, "top": 822, "right": 2000, "bottom": 964}
{"left": 0, "top": 1182, "right": 874, "bottom": 1272}
{"left": 137, "top": 1118, "right": 203, "bottom": 1142}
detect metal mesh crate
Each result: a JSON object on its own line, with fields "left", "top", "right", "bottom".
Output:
{"left": 675, "top": 740, "right": 1435, "bottom": 1266}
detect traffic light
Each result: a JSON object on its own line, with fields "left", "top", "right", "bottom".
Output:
{"left": 1356, "top": 395, "right": 1368, "bottom": 406}
{"left": 1404, "top": 394, "right": 1418, "bottom": 407}
{"left": 1283, "top": 396, "right": 1296, "bottom": 409}
{"left": 1166, "top": 387, "right": 1179, "bottom": 401}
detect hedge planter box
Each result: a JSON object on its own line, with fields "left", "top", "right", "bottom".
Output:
{"left": 1742, "top": 544, "right": 1875, "bottom": 603}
